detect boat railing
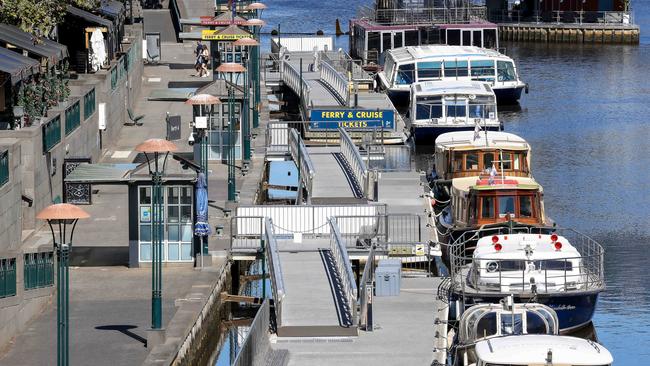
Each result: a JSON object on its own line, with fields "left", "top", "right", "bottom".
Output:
{"left": 360, "top": 6, "right": 489, "bottom": 25}
{"left": 491, "top": 9, "right": 634, "bottom": 25}
{"left": 449, "top": 226, "right": 605, "bottom": 295}
{"left": 339, "top": 127, "right": 376, "bottom": 199}
{"left": 329, "top": 218, "right": 359, "bottom": 326}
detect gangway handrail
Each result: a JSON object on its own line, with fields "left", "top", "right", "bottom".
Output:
{"left": 264, "top": 218, "right": 286, "bottom": 327}
{"left": 339, "top": 127, "right": 373, "bottom": 199}
{"left": 288, "top": 128, "right": 315, "bottom": 197}
{"left": 319, "top": 60, "right": 350, "bottom": 106}
{"left": 329, "top": 218, "right": 358, "bottom": 325}
{"left": 231, "top": 299, "right": 271, "bottom": 366}
{"left": 280, "top": 57, "right": 311, "bottom": 112}
{"left": 358, "top": 244, "right": 375, "bottom": 330}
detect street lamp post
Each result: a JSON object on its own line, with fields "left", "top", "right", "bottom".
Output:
{"left": 216, "top": 63, "right": 246, "bottom": 202}
{"left": 234, "top": 37, "right": 260, "bottom": 163}
{"left": 135, "top": 138, "right": 178, "bottom": 329}
{"left": 244, "top": 13, "right": 267, "bottom": 130}
{"left": 36, "top": 203, "right": 90, "bottom": 366}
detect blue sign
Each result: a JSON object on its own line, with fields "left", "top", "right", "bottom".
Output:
{"left": 309, "top": 109, "right": 395, "bottom": 131}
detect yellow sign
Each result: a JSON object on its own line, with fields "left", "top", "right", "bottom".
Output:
{"left": 415, "top": 244, "right": 426, "bottom": 256}
{"left": 201, "top": 30, "right": 248, "bottom": 41}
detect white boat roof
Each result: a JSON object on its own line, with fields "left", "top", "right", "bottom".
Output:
{"left": 475, "top": 335, "right": 613, "bottom": 365}
{"left": 411, "top": 80, "right": 494, "bottom": 97}
{"left": 435, "top": 130, "right": 530, "bottom": 151}
{"left": 474, "top": 233, "right": 580, "bottom": 260}
{"left": 451, "top": 175, "right": 541, "bottom": 192}
{"left": 387, "top": 45, "right": 508, "bottom": 63}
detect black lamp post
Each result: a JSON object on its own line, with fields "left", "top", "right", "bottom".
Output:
{"left": 36, "top": 203, "right": 90, "bottom": 366}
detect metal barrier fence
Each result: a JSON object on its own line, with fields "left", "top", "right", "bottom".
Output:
{"left": 233, "top": 204, "right": 388, "bottom": 240}
{"left": 449, "top": 226, "right": 605, "bottom": 296}
{"left": 358, "top": 245, "right": 375, "bottom": 331}
{"left": 492, "top": 10, "right": 633, "bottom": 25}
{"left": 339, "top": 127, "right": 376, "bottom": 200}
{"left": 320, "top": 61, "right": 350, "bottom": 106}
{"left": 264, "top": 219, "right": 286, "bottom": 328}
{"left": 231, "top": 299, "right": 271, "bottom": 366}
{"left": 363, "top": 144, "right": 412, "bottom": 172}
{"left": 359, "top": 5, "right": 488, "bottom": 25}
{"left": 328, "top": 218, "right": 358, "bottom": 325}
{"left": 265, "top": 122, "right": 290, "bottom": 154}
{"left": 288, "top": 128, "right": 316, "bottom": 197}
{"left": 280, "top": 58, "right": 311, "bottom": 111}
{"left": 334, "top": 214, "right": 422, "bottom": 248}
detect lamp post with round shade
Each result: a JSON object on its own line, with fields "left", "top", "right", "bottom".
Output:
{"left": 216, "top": 63, "right": 246, "bottom": 202}
{"left": 36, "top": 203, "right": 90, "bottom": 366}
{"left": 233, "top": 37, "right": 259, "bottom": 163}
{"left": 244, "top": 17, "right": 266, "bottom": 130}
{"left": 135, "top": 138, "right": 178, "bottom": 329}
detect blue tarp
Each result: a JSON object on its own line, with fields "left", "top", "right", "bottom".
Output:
{"left": 194, "top": 173, "right": 211, "bottom": 236}
{"left": 267, "top": 161, "right": 298, "bottom": 201}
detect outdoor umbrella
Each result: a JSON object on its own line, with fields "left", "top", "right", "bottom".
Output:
{"left": 194, "top": 172, "right": 211, "bottom": 237}
{"left": 185, "top": 94, "right": 222, "bottom": 105}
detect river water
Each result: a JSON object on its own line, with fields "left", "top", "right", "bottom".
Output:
{"left": 260, "top": 0, "right": 650, "bottom": 364}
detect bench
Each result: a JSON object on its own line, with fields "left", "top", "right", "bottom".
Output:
{"left": 126, "top": 108, "right": 144, "bottom": 126}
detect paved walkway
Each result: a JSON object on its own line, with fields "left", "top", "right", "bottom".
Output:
{"left": 0, "top": 267, "right": 216, "bottom": 366}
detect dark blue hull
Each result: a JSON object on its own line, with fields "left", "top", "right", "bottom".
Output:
{"left": 386, "top": 89, "right": 410, "bottom": 108}
{"left": 450, "top": 291, "right": 600, "bottom": 332}
{"left": 493, "top": 85, "right": 525, "bottom": 104}
{"left": 411, "top": 124, "right": 503, "bottom": 145}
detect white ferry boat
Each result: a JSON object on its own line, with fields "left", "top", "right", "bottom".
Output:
{"left": 377, "top": 45, "right": 527, "bottom": 104}
{"left": 408, "top": 81, "right": 501, "bottom": 142}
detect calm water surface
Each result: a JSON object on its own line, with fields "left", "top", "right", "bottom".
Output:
{"left": 261, "top": 0, "right": 650, "bottom": 363}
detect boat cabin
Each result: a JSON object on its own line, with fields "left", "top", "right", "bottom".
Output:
{"left": 473, "top": 335, "right": 613, "bottom": 366}
{"left": 458, "top": 302, "right": 558, "bottom": 345}
{"left": 468, "top": 233, "right": 585, "bottom": 293}
{"left": 409, "top": 81, "right": 500, "bottom": 139}
{"left": 434, "top": 131, "right": 531, "bottom": 180}
{"left": 349, "top": 19, "right": 499, "bottom": 65}
{"left": 450, "top": 176, "right": 546, "bottom": 228}
{"left": 378, "top": 45, "right": 526, "bottom": 103}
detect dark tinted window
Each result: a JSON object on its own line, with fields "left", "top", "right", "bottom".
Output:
{"left": 405, "top": 30, "right": 419, "bottom": 46}
{"left": 368, "top": 32, "right": 380, "bottom": 53}
{"left": 476, "top": 312, "right": 497, "bottom": 338}
{"left": 447, "top": 29, "right": 460, "bottom": 45}
{"left": 526, "top": 311, "right": 548, "bottom": 334}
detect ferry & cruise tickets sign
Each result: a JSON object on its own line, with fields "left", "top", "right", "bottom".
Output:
{"left": 309, "top": 109, "right": 395, "bottom": 131}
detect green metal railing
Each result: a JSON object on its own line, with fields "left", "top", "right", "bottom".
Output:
{"left": 0, "top": 258, "right": 16, "bottom": 298}
{"left": 84, "top": 88, "right": 96, "bottom": 119}
{"left": 65, "top": 101, "right": 81, "bottom": 135}
{"left": 42, "top": 116, "right": 61, "bottom": 154}
{"left": 0, "top": 150, "right": 8, "bottom": 187}
{"left": 24, "top": 252, "right": 55, "bottom": 290}
{"left": 111, "top": 66, "right": 118, "bottom": 90}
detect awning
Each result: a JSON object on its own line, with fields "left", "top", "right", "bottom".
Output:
{"left": 98, "top": 0, "right": 125, "bottom": 21}
{"left": 0, "top": 47, "right": 40, "bottom": 84}
{"left": 67, "top": 5, "right": 114, "bottom": 31}
{"left": 64, "top": 163, "right": 137, "bottom": 184}
{"left": 0, "top": 24, "right": 69, "bottom": 64}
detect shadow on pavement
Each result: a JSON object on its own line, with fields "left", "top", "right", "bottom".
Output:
{"left": 95, "top": 325, "right": 147, "bottom": 347}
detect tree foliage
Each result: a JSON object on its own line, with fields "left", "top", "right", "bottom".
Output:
{"left": 0, "top": 0, "right": 99, "bottom": 39}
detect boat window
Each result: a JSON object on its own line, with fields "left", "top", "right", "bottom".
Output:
{"left": 513, "top": 153, "right": 521, "bottom": 170}
{"left": 417, "top": 61, "right": 442, "bottom": 79}
{"left": 470, "top": 60, "right": 495, "bottom": 80}
{"left": 484, "top": 29, "right": 498, "bottom": 49}
{"left": 416, "top": 96, "right": 442, "bottom": 120}
{"left": 382, "top": 32, "right": 392, "bottom": 53}
{"left": 496, "top": 260, "right": 525, "bottom": 271}
{"left": 466, "top": 152, "right": 479, "bottom": 170}
{"left": 393, "top": 32, "right": 403, "bottom": 48}
{"left": 473, "top": 30, "right": 483, "bottom": 47}
{"left": 444, "top": 60, "right": 469, "bottom": 77}
{"left": 519, "top": 196, "right": 534, "bottom": 217}
{"left": 484, "top": 153, "right": 495, "bottom": 169}
{"left": 501, "top": 313, "right": 523, "bottom": 335}
{"left": 405, "top": 30, "right": 419, "bottom": 46}
{"left": 446, "top": 100, "right": 466, "bottom": 118}
{"left": 481, "top": 196, "right": 495, "bottom": 218}
{"left": 500, "top": 152, "right": 513, "bottom": 170}
{"left": 526, "top": 311, "right": 549, "bottom": 334}
{"left": 534, "top": 260, "right": 572, "bottom": 271}
{"left": 476, "top": 312, "right": 497, "bottom": 338}
{"left": 468, "top": 103, "right": 495, "bottom": 119}
{"left": 368, "top": 32, "right": 380, "bottom": 55}
{"left": 462, "top": 31, "right": 471, "bottom": 46}
{"left": 447, "top": 29, "right": 461, "bottom": 45}
{"left": 497, "top": 60, "right": 516, "bottom": 82}
{"left": 453, "top": 154, "right": 463, "bottom": 172}
{"left": 396, "top": 64, "right": 415, "bottom": 85}
{"left": 498, "top": 196, "right": 515, "bottom": 217}
{"left": 384, "top": 57, "right": 395, "bottom": 82}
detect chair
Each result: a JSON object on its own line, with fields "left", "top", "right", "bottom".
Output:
{"left": 127, "top": 108, "right": 144, "bottom": 126}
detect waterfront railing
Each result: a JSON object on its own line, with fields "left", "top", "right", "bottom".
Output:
{"left": 320, "top": 61, "right": 350, "bottom": 106}
{"left": 280, "top": 58, "right": 311, "bottom": 111}
{"left": 339, "top": 127, "right": 376, "bottom": 199}
{"left": 264, "top": 219, "right": 286, "bottom": 328}
{"left": 491, "top": 10, "right": 634, "bottom": 25}
{"left": 358, "top": 5, "right": 489, "bottom": 25}
{"left": 358, "top": 244, "right": 375, "bottom": 331}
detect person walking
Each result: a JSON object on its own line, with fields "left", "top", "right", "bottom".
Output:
{"left": 200, "top": 45, "right": 210, "bottom": 77}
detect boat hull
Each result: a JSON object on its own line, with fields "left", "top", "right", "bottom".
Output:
{"left": 411, "top": 124, "right": 503, "bottom": 145}
{"left": 493, "top": 85, "right": 525, "bottom": 104}
{"left": 450, "top": 291, "right": 600, "bottom": 331}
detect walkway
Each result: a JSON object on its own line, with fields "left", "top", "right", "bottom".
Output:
{"left": 308, "top": 146, "right": 363, "bottom": 204}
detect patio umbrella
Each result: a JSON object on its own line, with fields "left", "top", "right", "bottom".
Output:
{"left": 90, "top": 29, "right": 107, "bottom": 72}
{"left": 185, "top": 94, "right": 222, "bottom": 105}
{"left": 194, "top": 172, "right": 211, "bottom": 237}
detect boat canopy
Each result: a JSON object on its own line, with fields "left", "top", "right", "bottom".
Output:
{"left": 435, "top": 131, "right": 529, "bottom": 152}
{"left": 387, "top": 45, "right": 508, "bottom": 64}
{"left": 411, "top": 80, "right": 493, "bottom": 97}
{"left": 451, "top": 176, "right": 541, "bottom": 193}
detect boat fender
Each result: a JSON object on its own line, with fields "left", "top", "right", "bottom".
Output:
{"left": 525, "top": 83, "right": 530, "bottom": 94}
